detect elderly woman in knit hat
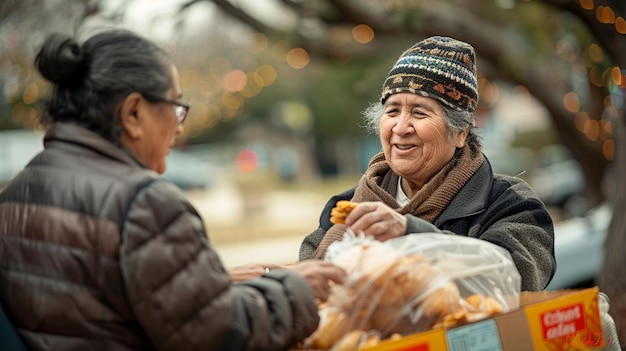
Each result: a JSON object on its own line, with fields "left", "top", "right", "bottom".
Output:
{"left": 299, "top": 36, "right": 556, "bottom": 291}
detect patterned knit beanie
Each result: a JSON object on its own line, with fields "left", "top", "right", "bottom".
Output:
{"left": 381, "top": 36, "right": 478, "bottom": 114}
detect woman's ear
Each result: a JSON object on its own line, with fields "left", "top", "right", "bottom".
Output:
{"left": 118, "top": 92, "right": 144, "bottom": 139}
{"left": 454, "top": 129, "right": 469, "bottom": 148}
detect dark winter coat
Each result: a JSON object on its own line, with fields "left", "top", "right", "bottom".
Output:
{"left": 300, "top": 156, "right": 556, "bottom": 291}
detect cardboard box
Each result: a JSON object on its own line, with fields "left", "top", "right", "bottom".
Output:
{"left": 293, "top": 287, "right": 607, "bottom": 351}
{"left": 361, "top": 287, "right": 604, "bottom": 351}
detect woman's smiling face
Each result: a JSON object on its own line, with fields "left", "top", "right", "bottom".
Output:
{"left": 380, "top": 92, "right": 467, "bottom": 188}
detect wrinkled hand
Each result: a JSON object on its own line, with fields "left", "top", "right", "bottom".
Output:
{"left": 284, "top": 260, "right": 346, "bottom": 302}
{"left": 228, "top": 263, "right": 282, "bottom": 283}
{"left": 344, "top": 201, "right": 407, "bottom": 242}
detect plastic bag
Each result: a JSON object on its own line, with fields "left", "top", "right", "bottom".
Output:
{"left": 304, "top": 232, "right": 521, "bottom": 350}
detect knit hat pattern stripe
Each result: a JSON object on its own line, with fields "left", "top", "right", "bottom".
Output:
{"left": 388, "top": 58, "right": 477, "bottom": 101}
{"left": 395, "top": 54, "right": 476, "bottom": 85}
{"left": 380, "top": 36, "right": 478, "bottom": 114}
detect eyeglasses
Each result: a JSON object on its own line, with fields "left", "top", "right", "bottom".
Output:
{"left": 142, "top": 93, "right": 190, "bottom": 124}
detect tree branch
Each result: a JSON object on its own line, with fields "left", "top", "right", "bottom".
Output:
{"left": 541, "top": 0, "right": 625, "bottom": 65}
{"left": 195, "top": 0, "right": 274, "bottom": 34}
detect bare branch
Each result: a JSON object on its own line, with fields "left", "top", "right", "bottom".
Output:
{"left": 204, "top": 0, "right": 273, "bottom": 34}
{"left": 541, "top": 0, "right": 625, "bottom": 65}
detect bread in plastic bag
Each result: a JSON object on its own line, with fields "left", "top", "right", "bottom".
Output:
{"left": 303, "top": 232, "right": 521, "bottom": 350}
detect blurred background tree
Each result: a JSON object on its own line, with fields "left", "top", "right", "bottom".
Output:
{"left": 1, "top": 0, "right": 624, "bottom": 341}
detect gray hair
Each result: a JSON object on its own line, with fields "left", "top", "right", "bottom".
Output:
{"left": 361, "top": 101, "right": 482, "bottom": 150}
{"left": 35, "top": 28, "right": 173, "bottom": 141}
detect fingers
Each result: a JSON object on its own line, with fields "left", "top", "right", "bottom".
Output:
{"left": 346, "top": 202, "right": 406, "bottom": 240}
{"left": 312, "top": 279, "right": 332, "bottom": 302}
{"left": 316, "top": 261, "right": 347, "bottom": 284}
{"left": 292, "top": 260, "right": 347, "bottom": 302}
{"left": 346, "top": 202, "right": 394, "bottom": 227}
{"left": 343, "top": 202, "right": 376, "bottom": 225}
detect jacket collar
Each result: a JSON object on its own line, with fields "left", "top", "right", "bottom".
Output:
{"left": 43, "top": 122, "right": 149, "bottom": 170}
{"left": 435, "top": 154, "right": 493, "bottom": 224}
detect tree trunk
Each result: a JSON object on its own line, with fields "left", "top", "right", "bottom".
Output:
{"left": 598, "top": 106, "right": 626, "bottom": 345}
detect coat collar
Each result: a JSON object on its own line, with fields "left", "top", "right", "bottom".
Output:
{"left": 435, "top": 154, "right": 493, "bottom": 224}
{"left": 43, "top": 122, "right": 149, "bottom": 170}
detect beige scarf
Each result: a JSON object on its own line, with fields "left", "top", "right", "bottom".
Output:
{"left": 312, "top": 144, "right": 483, "bottom": 258}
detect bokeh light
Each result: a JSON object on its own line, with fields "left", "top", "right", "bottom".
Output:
{"left": 222, "top": 92, "right": 244, "bottom": 110}
{"left": 574, "top": 112, "right": 589, "bottom": 132}
{"left": 253, "top": 65, "right": 277, "bottom": 87}
{"left": 596, "top": 6, "right": 615, "bottom": 24}
{"left": 587, "top": 43, "right": 604, "bottom": 62}
{"left": 352, "top": 24, "right": 374, "bottom": 44}
{"left": 235, "top": 149, "right": 259, "bottom": 173}
{"left": 286, "top": 48, "right": 310, "bottom": 69}
{"left": 223, "top": 70, "right": 248, "bottom": 92}
{"left": 603, "top": 139, "right": 614, "bottom": 161}
{"left": 563, "top": 92, "right": 580, "bottom": 113}
{"left": 600, "top": 118, "right": 613, "bottom": 136}
{"left": 240, "top": 73, "right": 263, "bottom": 98}
{"left": 615, "top": 17, "right": 626, "bottom": 34}
{"left": 610, "top": 66, "right": 621, "bottom": 86}
{"left": 22, "top": 83, "right": 39, "bottom": 105}
{"left": 273, "top": 101, "right": 313, "bottom": 134}
{"left": 589, "top": 67, "right": 604, "bottom": 87}
{"left": 579, "top": 0, "right": 593, "bottom": 11}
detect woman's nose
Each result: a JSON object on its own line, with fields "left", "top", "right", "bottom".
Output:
{"left": 392, "top": 113, "right": 414, "bottom": 134}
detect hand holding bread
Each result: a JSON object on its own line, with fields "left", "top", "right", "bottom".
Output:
{"left": 330, "top": 200, "right": 407, "bottom": 241}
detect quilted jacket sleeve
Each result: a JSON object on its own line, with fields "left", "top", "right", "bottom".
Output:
{"left": 119, "top": 179, "right": 319, "bottom": 351}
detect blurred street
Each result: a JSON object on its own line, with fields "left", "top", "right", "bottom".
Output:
{"left": 214, "top": 236, "right": 304, "bottom": 268}
{"left": 184, "top": 171, "right": 353, "bottom": 267}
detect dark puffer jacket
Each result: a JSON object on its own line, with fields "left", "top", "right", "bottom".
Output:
{"left": 0, "top": 123, "right": 318, "bottom": 351}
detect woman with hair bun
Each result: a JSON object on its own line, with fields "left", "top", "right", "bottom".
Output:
{"left": 0, "top": 28, "right": 345, "bottom": 351}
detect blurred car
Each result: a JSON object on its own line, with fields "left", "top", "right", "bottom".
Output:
{"left": 531, "top": 159, "right": 586, "bottom": 217}
{"left": 483, "top": 147, "right": 534, "bottom": 179}
{"left": 530, "top": 145, "right": 587, "bottom": 218}
{"left": 546, "top": 203, "right": 611, "bottom": 290}
{"left": 161, "top": 149, "right": 215, "bottom": 191}
{"left": 0, "top": 129, "right": 44, "bottom": 186}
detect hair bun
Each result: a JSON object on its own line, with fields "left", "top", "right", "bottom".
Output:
{"left": 35, "top": 33, "right": 88, "bottom": 85}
